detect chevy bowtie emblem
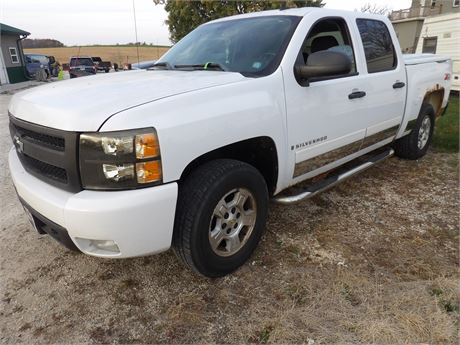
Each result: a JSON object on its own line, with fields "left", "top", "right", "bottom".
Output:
{"left": 13, "top": 135, "right": 24, "bottom": 153}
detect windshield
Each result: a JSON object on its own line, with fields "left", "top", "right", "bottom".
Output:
{"left": 157, "top": 15, "right": 301, "bottom": 77}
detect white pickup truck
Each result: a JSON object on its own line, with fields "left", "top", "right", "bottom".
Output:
{"left": 8, "top": 8, "right": 452, "bottom": 277}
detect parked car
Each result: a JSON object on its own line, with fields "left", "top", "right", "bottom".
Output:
{"left": 91, "top": 56, "right": 111, "bottom": 73}
{"left": 132, "top": 60, "right": 157, "bottom": 70}
{"left": 8, "top": 8, "right": 452, "bottom": 277}
{"left": 24, "top": 54, "right": 50, "bottom": 78}
{"left": 69, "top": 56, "right": 96, "bottom": 78}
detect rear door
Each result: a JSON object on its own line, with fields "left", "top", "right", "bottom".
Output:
{"left": 354, "top": 18, "right": 406, "bottom": 149}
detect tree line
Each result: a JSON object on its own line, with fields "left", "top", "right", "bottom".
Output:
{"left": 22, "top": 39, "right": 65, "bottom": 49}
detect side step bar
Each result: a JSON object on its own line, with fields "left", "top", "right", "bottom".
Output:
{"left": 273, "top": 148, "right": 394, "bottom": 205}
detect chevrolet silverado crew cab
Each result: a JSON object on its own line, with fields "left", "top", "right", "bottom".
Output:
{"left": 8, "top": 8, "right": 452, "bottom": 277}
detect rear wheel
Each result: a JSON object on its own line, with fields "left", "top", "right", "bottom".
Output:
{"left": 173, "top": 159, "right": 268, "bottom": 277}
{"left": 394, "top": 104, "right": 435, "bottom": 160}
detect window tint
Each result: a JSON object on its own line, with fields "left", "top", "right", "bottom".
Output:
{"left": 300, "top": 18, "right": 357, "bottom": 76}
{"left": 356, "top": 19, "right": 397, "bottom": 73}
{"left": 70, "top": 58, "right": 93, "bottom": 67}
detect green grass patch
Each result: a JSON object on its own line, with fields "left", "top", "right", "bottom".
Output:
{"left": 433, "top": 95, "right": 459, "bottom": 152}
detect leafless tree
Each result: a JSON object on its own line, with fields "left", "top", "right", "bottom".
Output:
{"left": 359, "top": 2, "right": 391, "bottom": 15}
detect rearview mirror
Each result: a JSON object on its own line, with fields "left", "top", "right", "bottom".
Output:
{"left": 294, "top": 50, "right": 352, "bottom": 85}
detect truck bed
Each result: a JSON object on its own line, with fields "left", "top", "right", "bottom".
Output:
{"left": 403, "top": 53, "right": 450, "bottom": 65}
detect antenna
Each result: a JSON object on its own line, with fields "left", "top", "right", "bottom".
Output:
{"left": 132, "top": 0, "right": 140, "bottom": 64}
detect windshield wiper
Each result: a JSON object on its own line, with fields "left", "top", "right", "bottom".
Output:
{"left": 152, "top": 61, "right": 174, "bottom": 70}
{"left": 174, "top": 62, "right": 227, "bottom": 71}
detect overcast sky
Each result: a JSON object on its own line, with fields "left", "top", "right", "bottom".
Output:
{"left": 0, "top": 0, "right": 411, "bottom": 46}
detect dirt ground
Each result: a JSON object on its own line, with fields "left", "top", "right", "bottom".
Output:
{"left": 0, "top": 89, "right": 458, "bottom": 344}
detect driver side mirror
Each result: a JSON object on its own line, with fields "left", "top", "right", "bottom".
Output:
{"left": 294, "top": 50, "right": 352, "bottom": 86}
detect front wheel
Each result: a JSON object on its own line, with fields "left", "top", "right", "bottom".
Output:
{"left": 394, "top": 103, "right": 435, "bottom": 160}
{"left": 173, "top": 159, "right": 268, "bottom": 277}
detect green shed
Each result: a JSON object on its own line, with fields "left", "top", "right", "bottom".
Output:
{"left": 0, "top": 23, "right": 30, "bottom": 85}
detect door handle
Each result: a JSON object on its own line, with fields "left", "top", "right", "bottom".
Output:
{"left": 393, "top": 82, "right": 406, "bottom": 89}
{"left": 348, "top": 91, "right": 366, "bottom": 100}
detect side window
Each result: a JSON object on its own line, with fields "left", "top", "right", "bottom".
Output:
{"left": 300, "top": 17, "right": 357, "bottom": 75}
{"left": 9, "top": 47, "right": 19, "bottom": 64}
{"left": 422, "top": 37, "right": 437, "bottom": 54}
{"left": 356, "top": 19, "right": 397, "bottom": 73}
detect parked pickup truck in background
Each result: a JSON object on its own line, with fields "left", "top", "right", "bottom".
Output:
{"left": 91, "top": 56, "right": 111, "bottom": 73}
{"left": 8, "top": 8, "right": 452, "bottom": 277}
{"left": 68, "top": 56, "right": 96, "bottom": 78}
{"left": 24, "top": 53, "right": 50, "bottom": 79}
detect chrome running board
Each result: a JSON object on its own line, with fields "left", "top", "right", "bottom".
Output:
{"left": 273, "top": 148, "right": 394, "bottom": 205}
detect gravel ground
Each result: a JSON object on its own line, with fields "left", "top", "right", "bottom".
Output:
{"left": 0, "top": 89, "right": 458, "bottom": 344}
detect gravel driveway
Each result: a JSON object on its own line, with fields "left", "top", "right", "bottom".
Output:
{"left": 0, "top": 89, "right": 458, "bottom": 344}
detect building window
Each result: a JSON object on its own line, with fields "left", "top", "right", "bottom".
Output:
{"left": 356, "top": 19, "right": 397, "bottom": 73}
{"left": 454, "top": 0, "right": 460, "bottom": 7}
{"left": 431, "top": 0, "right": 437, "bottom": 9}
{"left": 9, "top": 47, "right": 19, "bottom": 64}
{"left": 422, "top": 37, "right": 438, "bottom": 54}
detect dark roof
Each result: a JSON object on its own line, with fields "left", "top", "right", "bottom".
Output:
{"left": 0, "top": 23, "right": 30, "bottom": 36}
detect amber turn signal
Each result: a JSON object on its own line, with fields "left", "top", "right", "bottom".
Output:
{"left": 135, "top": 133, "right": 159, "bottom": 159}
{"left": 136, "top": 161, "right": 162, "bottom": 183}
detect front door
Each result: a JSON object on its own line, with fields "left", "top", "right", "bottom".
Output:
{"left": 284, "top": 16, "right": 369, "bottom": 184}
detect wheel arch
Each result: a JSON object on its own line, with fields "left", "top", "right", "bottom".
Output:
{"left": 179, "top": 136, "right": 279, "bottom": 196}
{"left": 423, "top": 87, "right": 445, "bottom": 118}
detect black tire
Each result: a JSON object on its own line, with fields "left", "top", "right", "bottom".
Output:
{"left": 173, "top": 159, "right": 268, "bottom": 277}
{"left": 394, "top": 103, "right": 435, "bottom": 160}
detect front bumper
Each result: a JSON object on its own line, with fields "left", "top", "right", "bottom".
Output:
{"left": 9, "top": 148, "right": 178, "bottom": 258}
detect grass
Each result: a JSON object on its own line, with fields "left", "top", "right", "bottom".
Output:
{"left": 433, "top": 94, "right": 459, "bottom": 152}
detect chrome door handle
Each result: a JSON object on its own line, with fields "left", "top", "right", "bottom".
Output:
{"left": 393, "top": 82, "right": 406, "bottom": 89}
{"left": 348, "top": 91, "right": 366, "bottom": 99}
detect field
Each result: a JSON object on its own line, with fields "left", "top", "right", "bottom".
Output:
{"left": 24, "top": 46, "right": 170, "bottom": 65}
{"left": 0, "top": 88, "right": 458, "bottom": 344}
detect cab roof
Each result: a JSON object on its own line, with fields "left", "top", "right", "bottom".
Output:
{"left": 208, "top": 7, "right": 388, "bottom": 24}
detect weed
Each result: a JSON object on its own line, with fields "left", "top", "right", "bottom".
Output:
{"left": 259, "top": 326, "right": 274, "bottom": 344}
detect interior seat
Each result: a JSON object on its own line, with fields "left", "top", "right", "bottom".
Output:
{"left": 311, "top": 36, "right": 339, "bottom": 53}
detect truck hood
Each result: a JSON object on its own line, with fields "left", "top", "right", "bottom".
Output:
{"left": 9, "top": 70, "right": 246, "bottom": 131}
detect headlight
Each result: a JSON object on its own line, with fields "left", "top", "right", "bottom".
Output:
{"left": 79, "top": 128, "right": 162, "bottom": 190}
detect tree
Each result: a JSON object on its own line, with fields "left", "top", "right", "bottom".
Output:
{"left": 154, "top": 0, "right": 325, "bottom": 43}
{"left": 359, "top": 3, "right": 390, "bottom": 16}
{"left": 22, "top": 38, "right": 65, "bottom": 49}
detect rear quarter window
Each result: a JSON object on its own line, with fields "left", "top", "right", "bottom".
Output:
{"left": 70, "top": 58, "right": 93, "bottom": 67}
{"left": 356, "top": 19, "right": 397, "bottom": 73}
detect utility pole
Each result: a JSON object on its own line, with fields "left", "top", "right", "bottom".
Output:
{"left": 132, "top": 0, "right": 140, "bottom": 64}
